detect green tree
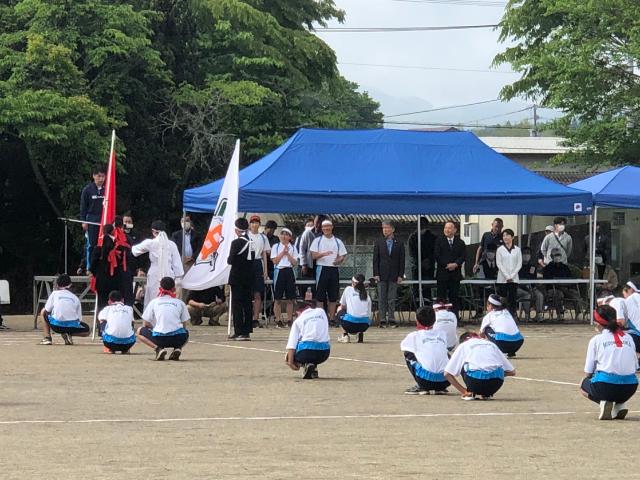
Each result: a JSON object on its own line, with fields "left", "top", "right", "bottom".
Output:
{"left": 494, "top": 0, "right": 640, "bottom": 166}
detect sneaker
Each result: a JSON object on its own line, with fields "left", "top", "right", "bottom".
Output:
{"left": 379, "top": 323, "right": 387, "bottom": 329}
{"left": 275, "top": 321, "right": 285, "bottom": 328}
{"left": 461, "top": 393, "right": 476, "bottom": 401}
{"left": 311, "top": 369, "right": 319, "bottom": 379}
{"left": 0, "top": 324, "right": 10, "bottom": 330}
{"left": 389, "top": 321, "right": 399, "bottom": 329}
{"left": 39, "top": 337, "right": 52, "bottom": 345}
{"left": 191, "top": 318, "right": 203, "bottom": 326}
{"left": 434, "top": 389, "right": 449, "bottom": 395}
{"left": 613, "top": 402, "right": 629, "bottom": 420}
{"left": 235, "top": 335, "right": 251, "bottom": 341}
{"left": 599, "top": 400, "right": 614, "bottom": 420}
{"left": 404, "top": 385, "right": 428, "bottom": 395}
{"left": 303, "top": 363, "right": 317, "bottom": 379}
{"left": 168, "top": 348, "right": 182, "bottom": 361}
{"left": 228, "top": 334, "right": 239, "bottom": 340}
{"left": 337, "top": 333, "right": 350, "bottom": 343}
{"left": 155, "top": 347, "right": 169, "bottom": 361}
{"left": 61, "top": 333, "right": 73, "bottom": 345}
{"left": 207, "top": 319, "right": 221, "bottom": 326}
{"left": 357, "top": 332, "right": 364, "bottom": 343}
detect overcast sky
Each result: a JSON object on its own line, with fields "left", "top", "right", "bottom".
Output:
{"left": 314, "top": 0, "right": 533, "bottom": 125}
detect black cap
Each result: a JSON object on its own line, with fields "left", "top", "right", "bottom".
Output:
{"left": 235, "top": 218, "right": 249, "bottom": 231}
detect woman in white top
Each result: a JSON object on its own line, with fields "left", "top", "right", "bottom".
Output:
{"left": 98, "top": 290, "right": 136, "bottom": 354}
{"left": 623, "top": 282, "right": 640, "bottom": 354}
{"left": 480, "top": 294, "right": 524, "bottom": 358}
{"left": 580, "top": 304, "right": 638, "bottom": 420}
{"left": 132, "top": 220, "right": 184, "bottom": 308}
{"left": 337, "top": 273, "right": 372, "bottom": 344}
{"left": 285, "top": 304, "right": 331, "bottom": 379}
{"left": 401, "top": 306, "right": 450, "bottom": 395}
{"left": 496, "top": 228, "right": 522, "bottom": 318}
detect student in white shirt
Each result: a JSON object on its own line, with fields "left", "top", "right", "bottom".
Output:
{"left": 445, "top": 331, "right": 516, "bottom": 400}
{"left": 401, "top": 306, "right": 450, "bottom": 395}
{"left": 248, "top": 215, "right": 271, "bottom": 328}
{"left": 137, "top": 277, "right": 190, "bottom": 361}
{"left": 39, "top": 274, "right": 90, "bottom": 345}
{"left": 622, "top": 282, "right": 640, "bottom": 354}
{"left": 496, "top": 228, "right": 522, "bottom": 318}
{"left": 336, "top": 273, "right": 372, "bottom": 344}
{"left": 310, "top": 219, "right": 347, "bottom": 322}
{"left": 271, "top": 228, "right": 298, "bottom": 328}
{"left": 433, "top": 299, "right": 458, "bottom": 352}
{"left": 285, "top": 303, "right": 331, "bottom": 379}
{"left": 597, "top": 290, "right": 627, "bottom": 327}
{"left": 98, "top": 290, "right": 136, "bottom": 354}
{"left": 580, "top": 304, "right": 638, "bottom": 420}
{"left": 480, "top": 294, "right": 524, "bottom": 358}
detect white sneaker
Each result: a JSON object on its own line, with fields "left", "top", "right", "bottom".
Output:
{"left": 612, "top": 402, "right": 629, "bottom": 420}
{"left": 599, "top": 400, "right": 614, "bottom": 420}
{"left": 337, "top": 334, "right": 350, "bottom": 343}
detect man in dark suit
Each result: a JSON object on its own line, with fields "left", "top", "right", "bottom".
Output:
{"left": 227, "top": 218, "right": 254, "bottom": 341}
{"left": 434, "top": 222, "right": 467, "bottom": 316}
{"left": 373, "top": 220, "right": 406, "bottom": 328}
{"left": 171, "top": 215, "right": 203, "bottom": 269}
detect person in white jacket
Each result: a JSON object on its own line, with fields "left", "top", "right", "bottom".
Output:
{"left": 496, "top": 228, "right": 522, "bottom": 318}
{"left": 132, "top": 220, "right": 184, "bottom": 308}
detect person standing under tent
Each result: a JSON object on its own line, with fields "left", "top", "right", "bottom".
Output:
{"left": 271, "top": 228, "right": 299, "bottom": 328}
{"left": 622, "top": 282, "right": 640, "bottom": 355}
{"left": 517, "top": 246, "right": 544, "bottom": 322}
{"left": 132, "top": 220, "right": 184, "bottom": 308}
{"left": 445, "top": 331, "right": 516, "bottom": 400}
{"left": 540, "top": 217, "right": 573, "bottom": 266}
{"left": 227, "top": 218, "right": 254, "bottom": 341}
{"left": 373, "top": 220, "right": 405, "bottom": 328}
{"left": 542, "top": 248, "right": 582, "bottom": 321}
{"left": 473, "top": 218, "right": 504, "bottom": 275}
{"left": 434, "top": 222, "right": 466, "bottom": 317}
{"left": 336, "top": 273, "right": 372, "bottom": 344}
{"left": 473, "top": 243, "right": 499, "bottom": 320}
{"left": 263, "top": 219, "right": 279, "bottom": 277}
{"left": 310, "top": 219, "right": 348, "bottom": 323}
{"left": 285, "top": 303, "right": 331, "bottom": 380}
{"left": 408, "top": 217, "right": 436, "bottom": 300}
{"left": 171, "top": 214, "right": 202, "bottom": 300}
{"left": 479, "top": 294, "right": 524, "bottom": 358}
{"left": 496, "top": 228, "right": 522, "bottom": 318}
{"left": 298, "top": 215, "right": 327, "bottom": 297}
{"left": 78, "top": 164, "right": 106, "bottom": 273}
{"left": 98, "top": 290, "right": 136, "bottom": 354}
{"left": 433, "top": 299, "right": 458, "bottom": 352}
{"left": 247, "top": 215, "right": 270, "bottom": 328}
{"left": 401, "top": 306, "right": 450, "bottom": 395}
{"left": 137, "top": 277, "right": 190, "bottom": 361}
{"left": 580, "top": 304, "right": 638, "bottom": 420}
{"left": 39, "top": 274, "right": 90, "bottom": 345}
{"left": 294, "top": 218, "right": 315, "bottom": 297}
{"left": 537, "top": 225, "right": 555, "bottom": 267}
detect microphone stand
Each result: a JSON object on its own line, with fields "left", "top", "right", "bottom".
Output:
{"left": 57, "top": 217, "right": 101, "bottom": 274}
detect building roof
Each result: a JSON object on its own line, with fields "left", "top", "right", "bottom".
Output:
{"left": 535, "top": 170, "right": 594, "bottom": 185}
{"left": 480, "top": 136, "right": 571, "bottom": 155}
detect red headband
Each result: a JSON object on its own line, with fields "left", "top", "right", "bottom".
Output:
{"left": 594, "top": 309, "right": 625, "bottom": 347}
{"left": 593, "top": 310, "right": 608, "bottom": 327}
{"left": 158, "top": 288, "right": 176, "bottom": 298}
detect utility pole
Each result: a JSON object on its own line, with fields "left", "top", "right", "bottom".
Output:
{"left": 531, "top": 104, "right": 539, "bottom": 137}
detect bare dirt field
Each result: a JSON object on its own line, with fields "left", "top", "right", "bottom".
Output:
{"left": 0, "top": 315, "right": 637, "bottom": 479}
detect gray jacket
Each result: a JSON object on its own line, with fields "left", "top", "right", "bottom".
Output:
{"left": 540, "top": 232, "right": 573, "bottom": 265}
{"left": 298, "top": 228, "right": 321, "bottom": 268}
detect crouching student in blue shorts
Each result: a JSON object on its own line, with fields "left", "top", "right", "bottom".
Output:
{"left": 39, "top": 274, "right": 90, "bottom": 345}
{"left": 445, "top": 332, "right": 516, "bottom": 400}
{"left": 400, "top": 306, "right": 450, "bottom": 395}
{"left": 480, "top": 294, "right": 524, "bottom": 358}
{"left": 98, "top": 290, "right": 136, "bottom": 354}
{"left": 337, "top": 273, "right": 372, "bottom": 344}
{"left": 285, "top": 302, "right": 331, "bottom": 379}
{"left": 137, "top": 277, "right": 190, "bottom": 361}
{"left": 581, "top": 305, "right": 638, "bottom": 420}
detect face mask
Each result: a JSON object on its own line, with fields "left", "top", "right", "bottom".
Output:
{"left": 181, "top": 222, "right": 191, "bottom": 231}
{"left": 124, "top": 223, "right": 133, "bottom": 231}
{"left": 305, "top": 226, "right": 313, "bottom": 231}
{"left": 553, "top": 256, "right": 562, "bottom": 263}
{"left": 522, "top": 254, "right": 531, "bottom": 263}
{"left": 486, "top": 253, "right": 496, "bottom": 261}
{"left": 557, "top": 225, "right": 565, "bottom": 233}
{"left": 595, "top": 256, "right": 604, "bottom": 265}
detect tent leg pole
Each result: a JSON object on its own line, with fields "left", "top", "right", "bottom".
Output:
{"left": 589, "top": 207, "right": 598, "bottom": 325}
{"left": 353, "top": 218, "right": 357, "bottom": 274}
{"left": 417, "top": 216, "right": 423, "bottom": 307}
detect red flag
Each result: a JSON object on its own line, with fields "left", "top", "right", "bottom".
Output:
{"left": 91, "top": 130, "right": 116, "bottom": 292}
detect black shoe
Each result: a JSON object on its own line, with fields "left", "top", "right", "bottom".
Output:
{"left": 168, "top": 348, "right": 182, "bottom": 360}
{"left": 155, "top": 347, "right": 168, "bottom": 361}
{"left": 252, "top": 320, "right": 260, "bottom": 329}
{"left": 303, "top": 363, "right": 317, "bottom": 379}
{"left": 228, "top": 334, "right": 238, "bottom": 340}
{"left": 0, "top": 324, "right": 10, "bottom": 331}
{"left": 379, "top": 323, "right": 387, "bottom": 329}
{"left": 507, "top": 352, "right": 516, "bottom": 358}
{"left": 235, "top": 335, "right": 251, "bottom": 341}
{"left": 357, "top": 332, "right": 364, "bottom": 343}
{"left": 311, "top": 368, "right": 319, "bottom": 379}
{"left": 389, "top": 321, "right": 398, "bottom": 329}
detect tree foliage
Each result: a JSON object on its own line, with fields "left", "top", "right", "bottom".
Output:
{"left": 494, "top": 0, "right": 640, "bottom": 166}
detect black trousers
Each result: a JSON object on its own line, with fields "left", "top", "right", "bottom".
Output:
{"left": 404, "top": 352, "right": 450, "bottom": 391}
{"left": 231, "top": 283, "right": 253, "bottom": 336}
{"left": 437, "top": 278, "right": 460, "bottom": 316}
{"left": 461, "top": 370, "right": 504, "bottom": 397}
{"left": 581, "top": 378, "right": 637, "bottom": 404}
{"left": 497, "top": 283, "right": 518, "bottom": 317}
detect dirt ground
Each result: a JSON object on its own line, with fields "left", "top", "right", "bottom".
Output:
{"left": 0, "top": 314, "right": 637, "bottom": 479}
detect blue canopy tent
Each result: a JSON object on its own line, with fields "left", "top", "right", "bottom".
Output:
{"left": 184, "top": 128, "right": 592, "bottom": 215}
{"left": 569, "top": 166, "right": 640, "bottom": 321}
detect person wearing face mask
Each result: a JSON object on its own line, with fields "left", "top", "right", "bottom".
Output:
{"left": 472, "top": 243, "right": 498, "bottom": 319}
{"left": 540, "top": 217, "right": 573, "bottom": 266}
{"left": 517, "top": 246, "right": 544, "bottom": 322}
{"left": 122, "top": 212, "right": 139, "bottom": 245}
{"left": 585, "top": 223, "right": 610, "bottom": 278}
{"left": 295, "top": 218, "right": 315, "bottom": 297}
{"left": 542, "top": 247, "right": 582, "bottom": 321}
{"left": 132, "top": 220, "right": 184, "bottom": 308}
{"left": 171, "top": 215, "right": 202, "bottom": 274}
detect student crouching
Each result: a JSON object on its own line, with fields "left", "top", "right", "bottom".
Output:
{"left": 39, "top": 274, "right": 90, "bottom": 345}
{"left": 285, "top": 302, "right": 331, "bottom": 379}
{"left": 336, "top": 274, "right": 372, "bottom": 344}
{"left": 98, "top": 290, "right": 136, "bottom": 354}
{"left": 480, "top": 294, "right": 524, "bottom": 358}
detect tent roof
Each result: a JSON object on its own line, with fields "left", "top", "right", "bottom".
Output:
{"left": 569, "top": 166, "right": 640, "bottom": 209}
{"left": 184, "top": 128, "right": 592, "bottom": 215}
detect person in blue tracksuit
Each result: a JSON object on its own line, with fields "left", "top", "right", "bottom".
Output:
{"left": 79, "top": 164, "right": 106, "bottom": 272}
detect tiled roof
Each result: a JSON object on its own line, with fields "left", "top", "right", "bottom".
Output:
{"left": 534, "top": 170, "right": 594, "bottom": 185}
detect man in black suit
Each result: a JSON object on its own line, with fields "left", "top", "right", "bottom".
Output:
{"left": 171, "top": 215, "right": 203, "bottom": 269}
{"left": 227, "top": 218, "right": 254, "bottom": 341}
{"left": 373, "top": 220, "right": 406, "bottom": 328}
{"left": 434, "top": 222, "right": 467, "bottom": 316}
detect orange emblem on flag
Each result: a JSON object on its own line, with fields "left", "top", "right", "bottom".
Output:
{"left": 200, "top": 222, "right": 224, "bottom": 260}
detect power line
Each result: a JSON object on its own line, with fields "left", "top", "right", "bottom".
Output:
{"left": 393, "top": 0, "right": 506, "bottom": 6}
{"left": 339, "top": 62, "right": 516, "bottom": 74}
{"left": 386, "top": 99, "right": 500, "bottom": 118}
{"left": 383, "top": 120, "right": 533, "bottom": 129}
{"left": 470, "top": 106, "right": 533, "bottom": 123}
{"left": 315, "top": 24, "right": 498, "bottom": 33}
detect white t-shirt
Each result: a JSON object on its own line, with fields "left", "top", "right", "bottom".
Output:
{"left": 44, "top": 289, "right": 82, "bottom": 321}
{"left": 286, "top": 307, "right": 330, "bottom": 350}
{"left": 339, "top": 286, "right": 371, "bottom": 319}
{"left": 434, "top": 310, "right": 458, "bottom": 349}
{"left": 400, "top": 329, "right": 449, "bottom": 374}
{"left": 584, "top": 330, "right": 638, "bottom": 376}
{"left": 142, "top": 295, "right": 190, "bottom": 334}
{"left": 480, "top": 309, "right": 521, "bottom": 336}
{"left": 271, "top": 243, "right": 299, "bottom": 269}
{"left": 625, "top": 293, "right": 640, "bottom": 331}
{"left": 248, "top": 232, "right": 270, "bottom": 258}
{"left": 445, "top": 338, "right": 515, "bottom": 375}
{"left": 310, "top": 235, "right": 348, "bottom": 267}
{"left": 608, "top": 297, "right": 628, "bottom": 322}
{"left": 98, "top": 303, "right": 135, "bottom": 339}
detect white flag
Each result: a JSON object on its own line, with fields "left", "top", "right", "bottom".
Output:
{"left": 181, "top": 140, "right": 240, "bottom": 290}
